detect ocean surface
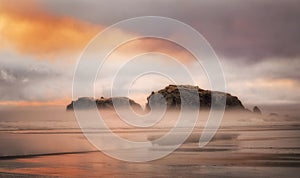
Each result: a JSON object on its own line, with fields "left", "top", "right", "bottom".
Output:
{"left": 0, "top": 106, "right": 299, "bottom": 177}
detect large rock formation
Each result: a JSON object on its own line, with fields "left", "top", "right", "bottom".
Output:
{"left": 67, "top": 85, "right": 246, "bottom": 111}
{"left": 66, "top": 97, "right": 142, "bottom": 111}
{"left": 146, "top": 85, "right": 245, "bottom": 110}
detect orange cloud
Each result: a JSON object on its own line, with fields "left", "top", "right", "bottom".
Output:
{"left": 0, "top": 0, "right": 101, "bottom": 60}
{"left": 109, "top": 37, "right": 196, "bottom": 63}
{"left": 0, "top": 1, "right": 195, "bottom": 63}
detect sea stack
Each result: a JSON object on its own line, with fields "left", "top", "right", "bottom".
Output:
{"left": 253, "top": 106, "right": 262, "bottom": 115}
{"left": 146, "top": 85, "right": 245, "bottom": 110}
{"left": 66, "top": 97, "right": 142, "bottom": 111}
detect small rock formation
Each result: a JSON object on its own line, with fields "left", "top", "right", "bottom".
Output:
{"left": 253, "top": 106, "right": 262, "bottom": 115}
{"left": 146, "top": 85, "right": 245, "bottom": 110}
{"left": 269, "top": 112, "right": 278, "bottom": 117}
{"left": 66, "top": 97, "right": 142, "bottom": 111}
{"left": 66, "top": 97, "right": 94, "bottom": 110}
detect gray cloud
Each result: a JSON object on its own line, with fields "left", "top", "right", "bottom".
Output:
{"left": 0, "top": 51, "right": 72, "bottom": 101}
{"left": 222, "top": 57, "right": 300, "bottom": 106}
{"left": 42, "top": 0, "right": 300, "bottom": 61}
{"left": 0, "top": 70, "right": 17, "bottom": 83}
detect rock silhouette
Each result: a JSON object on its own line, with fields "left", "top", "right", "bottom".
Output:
{"left": 146, "top": 85, "right": 245, "bottom": 110}
{"left": 253, "top": 106, "right": 262, "bottom": 114}
{"left": 66, "top": 97, "right": 142, "bottom": 111}
{"left": 67, "top": 85, "right": 247, "bottom": 111}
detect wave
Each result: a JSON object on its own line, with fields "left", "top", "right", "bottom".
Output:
{"left": 0, "top": 150, "right": 98, "bottom": 160}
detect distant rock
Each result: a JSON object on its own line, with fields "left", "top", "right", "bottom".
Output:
{"left": 66, "top": 97, "right": 142, "bottom": 111}
{"left": 269, "top": 112, "right": 278, "bottom": 117}
{"left": 67, "top": 85, "right": 248, "bottom": 112}
{"left": 146, "top": 85, "right": 245, "bottom": 110}
{"left": 253, "top": 106, "right": 262, "bottom": 115}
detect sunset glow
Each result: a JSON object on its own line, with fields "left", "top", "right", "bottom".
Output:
{"left": 0, "top": 0, "right": 101, "bottom": 59}
{"left": 0, "top": 0, "right": 299, "bottom": 109}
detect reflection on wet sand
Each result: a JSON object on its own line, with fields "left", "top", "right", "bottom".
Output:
{"left": 0, "top": 109, "right": 299, "bottom": 177}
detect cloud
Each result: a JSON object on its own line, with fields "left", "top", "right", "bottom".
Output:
{"left": 0, "top": 51, "right": 72, "bottom": 103}
{"left": 0, "top": 69, "right": 16, "bottom": 83}
{"left": 7, "top": 0, "right": 299, "bottom": 63}
{"left": 0, "top": 0, "right": 101, "bottom": 60}
{"left": 1, "top": 1, "right": 193, "bottom": 63}
{"left": 41, "top": 0, "right": 300, "bottom": 61}
{"left": 222, "top": 57, "right": 300, "bottom": 105}
{"left": 110, "top": 38, "right": 196, "bottom": 63}
{"left": 0, "top": 0, "right": 299, "bottom": 109}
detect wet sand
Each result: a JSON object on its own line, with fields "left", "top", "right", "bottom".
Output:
{"left": 1, "top": 151, "right": 299, "bottom": 178}
{"left": 0, "top": 109, "right": 299, "bottom": 177}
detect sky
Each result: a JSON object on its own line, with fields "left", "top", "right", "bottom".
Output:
{"left": 0, "top": 0, "right": 300, "bottom": 111}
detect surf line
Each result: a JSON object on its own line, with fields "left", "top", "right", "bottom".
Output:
{"left": 0, "top": 150, "right": 98, "bottom": 160}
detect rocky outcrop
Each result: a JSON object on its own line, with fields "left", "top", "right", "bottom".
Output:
{"left": 146, "top": 85, "right": 245, "bottom": 110}
{"left": 253, "top": 106, "right": 262, "bottom": 114}
{"left": 67, "top": 85, "right": 247, "bottom": 111}
{"left": 66, "top": 97, "right": 142, "bottom": 111}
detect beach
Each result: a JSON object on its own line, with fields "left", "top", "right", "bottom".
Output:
{"left": 0, "top": 107, "right": 299, "bottom": 177}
